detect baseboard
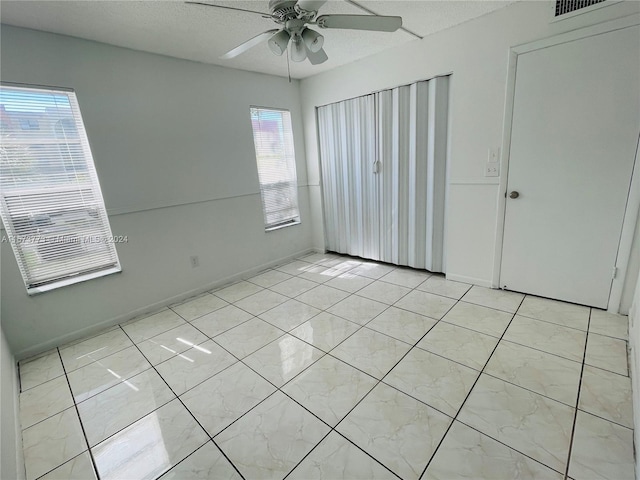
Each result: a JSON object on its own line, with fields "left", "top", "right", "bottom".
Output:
{"left": 13, "top": 357, "right": 25, "bottom": 480}
{"left": 631, "top": 346, "right": 639, "bottom": 478}
{"left": 0, "top": 332, "right": 25, "bottom": 480}
{"left": 445, "top": 273, "right": 493, "bottom": 288}
{"left": 14, "top": 248, "right": 315, "bottom": 360}
{"left": 628, "top": 297, "right": 640, "bottom": 476}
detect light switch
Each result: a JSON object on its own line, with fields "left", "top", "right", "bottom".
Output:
{"left": 488, "top": 147, "right": 500, "bottom": 163}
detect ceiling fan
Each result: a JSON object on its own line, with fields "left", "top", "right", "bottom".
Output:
{"left": 186, "top": 0, "right": 403, "bottom": 65}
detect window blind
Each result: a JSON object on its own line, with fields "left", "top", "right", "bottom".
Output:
{"left": 0, "top": 85, "right": 121, "bottom": 293}
{"left": 249, "top": 107, "right": 300, "bottom": 230}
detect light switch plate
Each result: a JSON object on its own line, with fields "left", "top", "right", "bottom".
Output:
{"left": 488, "top": 147, "right": 500, "bottom": 163}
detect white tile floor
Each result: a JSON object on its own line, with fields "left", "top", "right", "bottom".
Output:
{"left": 17, "top": 253, "right": 634, "bottom": 480}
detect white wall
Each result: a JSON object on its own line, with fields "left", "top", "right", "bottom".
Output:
{"left": 0, "top": 26, "right": 314, "bottom": 358}
{"left": 621, "top": 206, "right": 640, "bottom": 313}
{"left": 0, "top": 327, "right": 24, "bottom": 480}
{"left": 300, "top": 0, "right": 640, "bottom": 290}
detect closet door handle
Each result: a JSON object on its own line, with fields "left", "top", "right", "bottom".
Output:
{"left": 373, "top": 160, "right": 381, "bottom": 174}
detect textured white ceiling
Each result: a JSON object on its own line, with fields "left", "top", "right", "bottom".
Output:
{"left": 0, "top": 0, "right": 515, "bottom": 79}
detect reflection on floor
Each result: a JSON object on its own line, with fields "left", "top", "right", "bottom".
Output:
{"left": 18, "top": 252, "right": 634, "bottom": 479}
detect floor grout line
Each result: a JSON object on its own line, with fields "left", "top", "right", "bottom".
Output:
{"left": 54, "top": 348, "right": 102, "bottom": 480}
{"left": 117, "top": 325, "right": 248, "bottom": 480}
{"left": 279, "top": 429, "right": 336, "bottom": 480}
{"left": 159, "top": 312, "right": 349, "bottom": 456}
{"left": 480, "top": 370, "right": 578, "bottom": 409}
{"left": 512, "top": 311, "right": 591, "bottom": 333}
{"left": 572, "top": 407, "right": 634, "bottom": 431}
{"left": 417, "top": 293, "right": 527, "bottom": 479}
{"left": 453, "top": 417, "right": 568, "bottom": 476}
{"left": 300, "top": 291, "right": 463, "bottom": 478}
{"left": 64, "top": 335, "right": 204, "bottom": 455}
{"left": 497, "top": 336, "right": 585, "bottom": 365}
{"left": 563, "top": 310, "right": 592, "bottom": 480}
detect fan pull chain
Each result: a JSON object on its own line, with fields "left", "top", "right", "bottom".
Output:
{"left": 287, "top": 51, "right": 292, "bottom": 83}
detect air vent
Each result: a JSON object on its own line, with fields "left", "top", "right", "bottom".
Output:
{"left": 555, "top": 0, "right": 607, "bottom": 16}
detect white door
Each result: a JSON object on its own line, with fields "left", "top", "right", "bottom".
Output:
{"left": 500, "top": 25, "right": 640, "bottom": 308}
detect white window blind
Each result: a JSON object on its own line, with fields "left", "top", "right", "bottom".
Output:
{"left": 0, "top": 84, "right": 121, "bottom": 294}
{"left": 250, "top": 107, "right": 300, "bottom": 230}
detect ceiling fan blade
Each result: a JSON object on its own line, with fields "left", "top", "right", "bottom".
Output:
{"left": 307, "top": 47, "right": 328, "bottom": 65}
{"left": 220, "top": 29, "right": 279, "bottom": 59}
{"left": 296, "top": 0, "right": 327, "bottom": 13}
{"left": 185, "top": 2, "right": 271, "bottom": 18}
{"left": 316, "top": 14, "right": 402, "bottom": 32}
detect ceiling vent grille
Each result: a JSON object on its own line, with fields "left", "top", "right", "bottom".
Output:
{"left": 555, "top": 0, "right": 607, "bottom": 16}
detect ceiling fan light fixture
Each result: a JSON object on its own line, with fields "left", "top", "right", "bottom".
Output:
{"left": 301, "top": 27, "right": 324, "bottom": 53}
{"left": 290, "top": 34, "right": 307, "bottom": 62}
{"left": 194, "top": 0, "right": 407, "bottom": 67}
{"left": 268, "top": 29, "right": 291, "bottom": 55}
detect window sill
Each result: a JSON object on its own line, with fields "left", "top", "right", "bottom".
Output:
{"left": 265, "top": 220, "right": 301, "bottom": 232}
{"left": 27, "top": 266, "right": 122, "bottom": 295}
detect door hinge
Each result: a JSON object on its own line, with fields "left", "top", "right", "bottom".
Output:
{"left": 612, "top": 266, "right": 618, "bottom": 279}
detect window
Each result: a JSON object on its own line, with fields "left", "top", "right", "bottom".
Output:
{"left": 250, "top": 107, "right": 300, "bottom": 230}
{"left": 0, "top": 84, "right": 121, "bottom": 294}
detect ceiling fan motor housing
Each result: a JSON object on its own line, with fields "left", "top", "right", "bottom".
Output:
{"left": 269, "top": 0, "right": 298, "bottom": 21}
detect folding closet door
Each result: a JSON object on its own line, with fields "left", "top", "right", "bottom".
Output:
{"left": 377, "top": 77, "right": 449, "bottom": 271}
{"left": 318, "top": 76, "right": 449, "bottom": 272}
{"left": 317, "top": 94, "right": 378, "bottom": 259}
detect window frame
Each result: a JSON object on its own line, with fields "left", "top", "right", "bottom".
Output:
{"left": 0, "top": 82, "right": 121, "bottom": 294}
{"left": 249, "top": 105, "right": 301, "bottom": 232}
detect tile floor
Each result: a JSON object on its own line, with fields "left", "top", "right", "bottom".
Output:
{"left": 17, "top": 253, "right": 634, "bottom": 480}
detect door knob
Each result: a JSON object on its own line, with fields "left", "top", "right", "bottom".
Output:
{"left": 509, "top": 191, "right": 520, "bottom": 199}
